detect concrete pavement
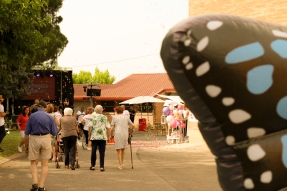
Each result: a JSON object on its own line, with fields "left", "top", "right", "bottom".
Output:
{"left": 0, "top": 130, "right": 222, "bottom": 191}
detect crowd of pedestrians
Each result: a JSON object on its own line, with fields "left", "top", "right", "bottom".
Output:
{"left": 0, "top": 95, "right": 136, "bottom": 191}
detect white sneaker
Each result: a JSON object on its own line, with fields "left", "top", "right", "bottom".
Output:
{"left": 87, "top": 147, "right": 92, "bottom": 150}
{"left": 18, "top": 146, "right": 22, "bottom": 153}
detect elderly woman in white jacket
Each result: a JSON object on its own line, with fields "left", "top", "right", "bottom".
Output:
{"left": 58, "top": 108, "right": 78, "bottom": 170}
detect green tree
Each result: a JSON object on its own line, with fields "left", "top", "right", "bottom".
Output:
{"left": 93, "top": 67, "right": 116, "bottom": 84}
{"left": 33, "top": 63, "right": 69, "bottom": 71}
{"left": 73, "top": 71, "right": 93, "bottom": 84}
{"left": 73, "top": 67, "right": 116, "bottom": 84}
{"left": 0, "top": 0, "right": 68, "bottom": 99}
{"left": 72, "top": 73, "right": 78, "bottom": 83}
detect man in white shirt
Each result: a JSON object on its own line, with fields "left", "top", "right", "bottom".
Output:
{"left": 0, "top": 95, "right": 8, "bottom": 152}
{"left": 76, "top": 107, "right": 85, "bottom": 124}
{"left": 121, "top": 105, "right": 130, "bottom": 118}
{"left": 82, "top": 107, "right": 93, "bottom": 150}
{"left": 76, "top": 107, "right": 85, "bottom": 138}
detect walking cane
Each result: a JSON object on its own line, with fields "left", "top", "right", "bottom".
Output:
{"left": 129, "top": 134, "right": 134, "bottom": 169}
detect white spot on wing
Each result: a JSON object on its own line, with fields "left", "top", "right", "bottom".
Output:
{"left": 272, "top": 30, "right": 287, "bottom": 38}
{"left": 197, "top": 36, "right": 209, "bottom": 52}
{"left": 207, "top": 21, "right": 223, "bottom": 30}
{"left": 229, "top": 109, "right": 251, "bottom": 124}
{"left": 247, "top": 144, "right": 266, "bottom": 161}
{"left": 222, "top": 97, "right": 235, "bottom": 106}
{"left": 260, "top": 171, "right": 272, "bottom": 184}
{"left": 182, "top": 56, "right": 190, "bottom": 64}
{"left": 205, "top": 85, "right": 221, "bottom": 97}
{"left": 185, "top": 63, "right": 193, "bottom": 70}
{"left": 225, "top": 135, "right": 235, "bottom": 145}
{"left": 247, "top": 128, "right": 266, "bottom": 138}
{"left": 184, "top": 39, "right": 192, "bottom": 46}
{"left": 196, "top": 61, "right": 210, "bottom": 76}
{"left": 244, "top": 178, "right": 254, "bottom": 189}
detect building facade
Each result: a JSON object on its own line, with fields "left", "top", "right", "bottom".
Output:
{"left": 189, "top": 0, "right": 287, "bottom": 25}
{"left": 73, "top": 73, "right": 176, "bottom": 129}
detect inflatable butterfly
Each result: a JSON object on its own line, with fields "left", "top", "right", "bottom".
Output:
{"left": 160, "top": 14, "right": 287, "bottom": 191}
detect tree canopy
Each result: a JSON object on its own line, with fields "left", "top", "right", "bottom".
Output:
{"left": 73, "top": 67, "right": 116, "bottom": 84}
{"left": 0, "top": 0, "right": 68, "bottom": 98}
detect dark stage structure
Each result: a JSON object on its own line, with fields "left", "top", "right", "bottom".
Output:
{"left": 9, "top": 70, "right": 74, "bottom": 115}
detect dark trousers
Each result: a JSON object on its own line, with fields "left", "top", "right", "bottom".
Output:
{"left": 62, "top": 136, "right": 77, "bottom": 166}
{"left": 130, "top": 117, "right": 135, "bottom": 123}
{"left": 83, "top": 130, "right": 89, "bottom": 145}
{"left": 91, "top": 140, "right": 106, "bottom": 168}
{"left": 0, "top": 125, "right": 6, "bottom": 144}
{"left": 183, "top": 120, "right": 188, "bottom": 137}
{"left": 78, "top": 123, "right": 84, "bottom": 130}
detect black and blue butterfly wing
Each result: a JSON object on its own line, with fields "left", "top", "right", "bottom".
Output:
{"left": 161, "top": 14, "right": 287, "bottom": 191}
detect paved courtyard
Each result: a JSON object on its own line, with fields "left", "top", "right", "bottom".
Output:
{"left": 0, "top": 130, "right": 222, "bottom": 191}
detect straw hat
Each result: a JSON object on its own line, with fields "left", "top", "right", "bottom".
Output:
{"left": 0, "top": 95, "right": 4, "bottom": 101}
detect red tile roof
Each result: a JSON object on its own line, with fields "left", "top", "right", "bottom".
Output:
{"left": 74, "top": 73, "right": 175, "bottom": 101}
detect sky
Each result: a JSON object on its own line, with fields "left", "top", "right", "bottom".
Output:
{"left": 57, "top": 0, "right": 188, "bottom": 83}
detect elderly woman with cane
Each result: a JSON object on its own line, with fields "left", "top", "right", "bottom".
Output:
{"left": 110, "top": 106, "right": 135, "bottom": 170}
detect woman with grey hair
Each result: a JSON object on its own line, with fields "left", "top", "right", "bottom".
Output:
{"left": 111, "top": 106, "right": 135, "bottom": 170}
{"left": 88, "top": 105, "right": 111, "bottom": 171}
{"left": 59, "top": 107, "right": 78, "bottom": 170}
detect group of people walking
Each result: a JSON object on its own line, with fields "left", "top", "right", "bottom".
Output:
{"left": 0, "top": 96, "right": 136, "bottom": 191}
{"left": 20, "top": 100, "right": 135, "bottom": 191}
{"left": 77, "top": 105, "right": 135, "bottom": 171}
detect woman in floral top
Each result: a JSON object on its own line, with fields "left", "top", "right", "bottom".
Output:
{"left": 88, "top": 105, "right": 111, "bottom": 171}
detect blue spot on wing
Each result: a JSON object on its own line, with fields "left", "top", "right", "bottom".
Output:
{"left": 271, "top": 40, "right": 287, "bottom": 58}
{"left": 247, "top": 65, "right": 274, "bottom": 94}
{"left": 225, "top": 42, "right": 264, "bottom": 64}
{"left": 277, "top": 96, "right": 287, "bottom": 119}
{"left": 281, "top": 135, "right": 287, "bottom": 168}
